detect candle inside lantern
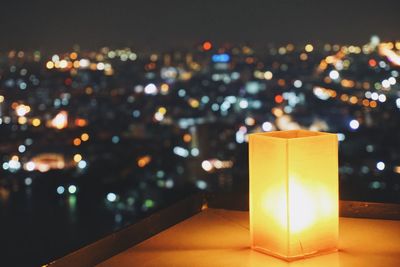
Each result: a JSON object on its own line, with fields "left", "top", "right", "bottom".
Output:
{"left": 249, "top": 130, "right": 338, "bottom": 261}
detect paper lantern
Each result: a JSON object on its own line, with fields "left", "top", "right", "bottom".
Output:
{"left": 249, "top": 130, "right": 338, "bottom": 261}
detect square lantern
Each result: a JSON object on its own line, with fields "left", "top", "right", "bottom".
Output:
{"left": 249, "top": 130, "right": 338, "bottom": 261}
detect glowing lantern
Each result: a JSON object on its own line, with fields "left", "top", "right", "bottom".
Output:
{"left": 249, "top": 130, "right": 338, "bottom": 261}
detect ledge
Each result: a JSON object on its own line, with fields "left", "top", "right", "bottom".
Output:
{"left": 98, "top": 208, "right": 400, "bottom": 267}
{"left": 47, "top": 194, "right": 400, "bottom": 267}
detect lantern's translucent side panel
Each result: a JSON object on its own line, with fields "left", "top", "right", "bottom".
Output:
{"left": 287, "top": 134, "right": 339, "bottom": 258}
{"left": 249, "top": 134, "right": 288, "bottom": 258}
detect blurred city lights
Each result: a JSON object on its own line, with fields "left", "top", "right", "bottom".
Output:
{"left": 51, "top": 111, "right": 68, "bottom": 130}
{"left": 144, "top": 83, "right": 157, "bottom": 95}
{"left": 305, "top": 44, "right": 314, "bottom": 52}
{"left": 202, "top": 41, "right": 212, "bottom": 51}
{"left": 264, "top": 71, "right": 273, "bottom": 80}
{"left": 24, "top": 177, "right": 32, "bottom": 186}
{"left": 18, "top": 145, "right": 26, "bottom": 153}
{"left": 107, "top": 193, "right": 117, "bottom": 202}
{"left": 57, "top": 186, "right": 65, "bottom": 195}
{"left": 349, "top": 119, "right": 360, "bottom": 130}
{"left": 138, "top": 156, "right": 151, "bottom": 167}
{"left": 78, "top": 160, "right": 87, "bottom": 169}
{"left": 201, "top": 160, "right": 213, "bottom": 172}
{"left": 0, "top": 36, "right": 399, "bottom": 262}
{"left": 376, "top": 161, "right": 385, "bottom": 171}
{"left": 81, "top": 133, "right": 90, "bottom": 142}
{"left": 68, "top": 185, "right": 77, "bottom": 194}
{"left": 15, "top": 104, "right": 31, "bottom": 117}
{"left": 329, "top": 70, "right": 339, "bottom": 80}
{"left": 73, "top": 154, "right": 82, "bottom": 163}
{"left": 262, "top": 122, "right": 273, "bottom": 132}
{"left": 196, "top": 180, "right": 207, "bottom": 190}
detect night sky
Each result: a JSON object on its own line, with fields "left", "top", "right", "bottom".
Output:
{"left": 1, "top": 0, "right": 399, "bottom": 52}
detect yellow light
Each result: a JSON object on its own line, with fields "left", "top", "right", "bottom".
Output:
{"left": 249, "top": 130, "right": 338, "bottom": 261}
{"left": 0, "top": 95, "right": 4, "bottom": 103}
{"left": 160, "top": 83, "right": 169, "bottom": 94}
{"left": 73, "top": 60, "right": 80, "bottom": 68}
{"left": 189, "top": 98, "right": 200, "bottom": 108}
{"left": 81, "top": 133, "right": 89, "bottom": 142}
{"left": 158, "top": 107, "right": 167, "bottom": 115}
{"left": 305, "top": 44, "right": 314, "bottom": 52}
{"left": 73, "top": 154, "right": 82, "bottom": 163}
{"left": 18, "top": 116, "right": 27, "bottom": 124}
{"left": 264, "top": 71, "right": 273, "bottom": 80}
{"left": 272, "top": 108, "right": 283, "bottom": 117}
{"left": 32, "top": 118, "right": 41, "bottom": 127}
{"left": 46, "top": 61, "right": 54, "bottom": 69}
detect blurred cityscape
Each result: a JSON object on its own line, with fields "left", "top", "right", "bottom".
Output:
{"left": 1, "top": 36, "right": 400, "bottom": 265}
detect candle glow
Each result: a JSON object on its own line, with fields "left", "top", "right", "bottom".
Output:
{"left": 249, "top": 130, "right": 339, "bottom": 261}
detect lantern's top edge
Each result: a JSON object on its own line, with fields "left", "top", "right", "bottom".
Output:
{"left": 249, "top": 130, "right": 337, "bottom": 140}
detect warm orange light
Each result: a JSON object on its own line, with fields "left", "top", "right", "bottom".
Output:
{"left": 75, "top": 118, "right": 88, "bottom": 127}
{"left": 349, "top": 96, "right": 358, "bottom": 104}
{"left": 81, "top": 133, "right": 89, "bottom": 142}
{"left": 138, "top": 155, "right": 151, "bottom": 168}
{"left": 70, "top": 52, "right": 78, "bottom": 60}
{"left": 277, "top": 79, "right": 286, "bottom": 87}
{"left": 73, "top": 138, "right": 81, "bottom": 146}
{"left": 249, "top": 130, "right": 338, "bottom": 261}
{"left": 183, "top": 134, "right": 192, "bottom": 143}
{"left": 202, "top": 41, "right": 212, "bottom": 51}
{"left": 274, "top": 95, "right": 284, "bottom": 104}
